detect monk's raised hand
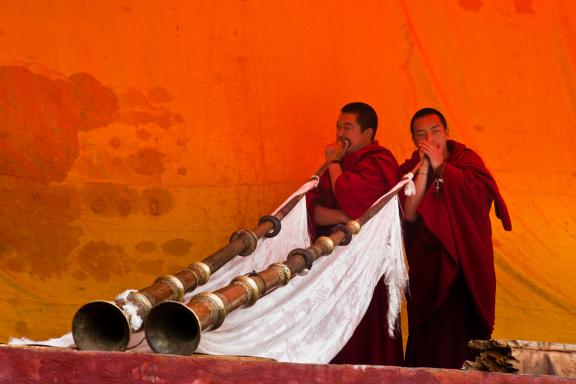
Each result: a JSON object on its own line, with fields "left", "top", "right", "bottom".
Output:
{"left": 419, "top": 141, "right": 443, "bottom": 170}
{"left": 325, "top": 142, "right": 342, "bottom": 161}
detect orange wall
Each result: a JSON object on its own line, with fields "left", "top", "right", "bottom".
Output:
{"left": 0, "top": 0, "right": 574, "bottom": 345}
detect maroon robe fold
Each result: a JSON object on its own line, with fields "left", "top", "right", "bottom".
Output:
{"left": 399, "top": 140, "right": 512, "bottom": 369}
{"left": 306, "top": 141, "right": 403, "bottom": 366}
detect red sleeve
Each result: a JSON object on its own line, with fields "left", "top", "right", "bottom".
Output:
{"left": 443, "top": 151, "right": 493, "bottom": 202}
{"left": 334, "top": 152, "right": 398, "bottom": 219}
{"left": 444, "top": 150, "right": 511, "bottom": 231}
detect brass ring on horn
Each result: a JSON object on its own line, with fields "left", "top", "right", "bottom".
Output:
{"left": 270, "top": 263, "right": 291, "bottom": 285}
{"left": 181, "top": 268, "right": 201, "bottom": 287}
{"left": 346, "top": 220, "right": 361, "bottom": 235}
{"left": 258, "top": 215, "right": 282, "bottom": 238}
{"left": 287, "top": 248, "right": 315, "bottom": 270}
{"left": 229, "top": 229, "right": 258, "bottom": 256}
{"left": 155, "top": 275, "right": 185, "bottom": 302}
{"left": 331, "top": 224, "right": 353, "bottom": 246}
{"left": 193, "top": 292, "right": 227, "bottom": 330}
{"left": 231, "top": 275, "right": 260, "bottom": 307}
{"left": 315, "top": 236, "right": 335, "bottom": 255}
{"left": 128, "top": 291, "right": 153, "bottom": 314}
{"left": 190, "top": 261, "right": 211, "bottom": 285}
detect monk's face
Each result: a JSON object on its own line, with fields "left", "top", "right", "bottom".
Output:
{"left": 336, "top": 112, "right": 373, "bottom": 152}
{"left": 411, "top": 114, "right": 448, "bottom": 156}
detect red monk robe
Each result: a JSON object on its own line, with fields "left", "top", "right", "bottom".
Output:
{"left": 306, "top": 141, "right": 403, "bottom": 366}
{"left": 399, "top": 140, "right": 512, "bottom": 369}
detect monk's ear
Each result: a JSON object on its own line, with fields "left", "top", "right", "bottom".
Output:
{"left": 364, "top": 127, "right": 374, "bottom": 140}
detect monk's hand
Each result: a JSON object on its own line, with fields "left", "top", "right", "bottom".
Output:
{"left": 325, "top": 142, "right": 345, "bottom": 161}
{"left": 419, "top": 140, "right": 443, "bottom": 170}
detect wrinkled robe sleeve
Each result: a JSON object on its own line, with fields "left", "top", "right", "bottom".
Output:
{"left": 334, "top": 153, "right": 398, "bottom": 219}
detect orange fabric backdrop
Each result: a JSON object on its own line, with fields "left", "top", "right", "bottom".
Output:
{"left": 0, "top": 0, "right": 574, "bottom": 345}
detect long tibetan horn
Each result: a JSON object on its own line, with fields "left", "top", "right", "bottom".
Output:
{"left": 71, "top": 138, "right": 350, "bottom": 351}
{"left": 144, "top": 168, "right": 413, "bottom": 356}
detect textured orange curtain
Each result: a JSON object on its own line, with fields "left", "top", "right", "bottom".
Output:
{"left": 0, "top": 0, "right": 574, "bottom": 346}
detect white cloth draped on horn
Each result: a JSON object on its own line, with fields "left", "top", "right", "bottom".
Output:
{"left": 189, "top": 194, "right": 406, "bottom": 364}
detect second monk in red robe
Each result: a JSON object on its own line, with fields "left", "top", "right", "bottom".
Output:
{"left": 400, "top": 108, "right": 512, "bottom": 369}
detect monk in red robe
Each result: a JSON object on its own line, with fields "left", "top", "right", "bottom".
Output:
{"left": 306, "top": 102, "right": 403, "bottom": 366}
{"left": 399, "top": 108, "right": 512, "bottom": 369}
